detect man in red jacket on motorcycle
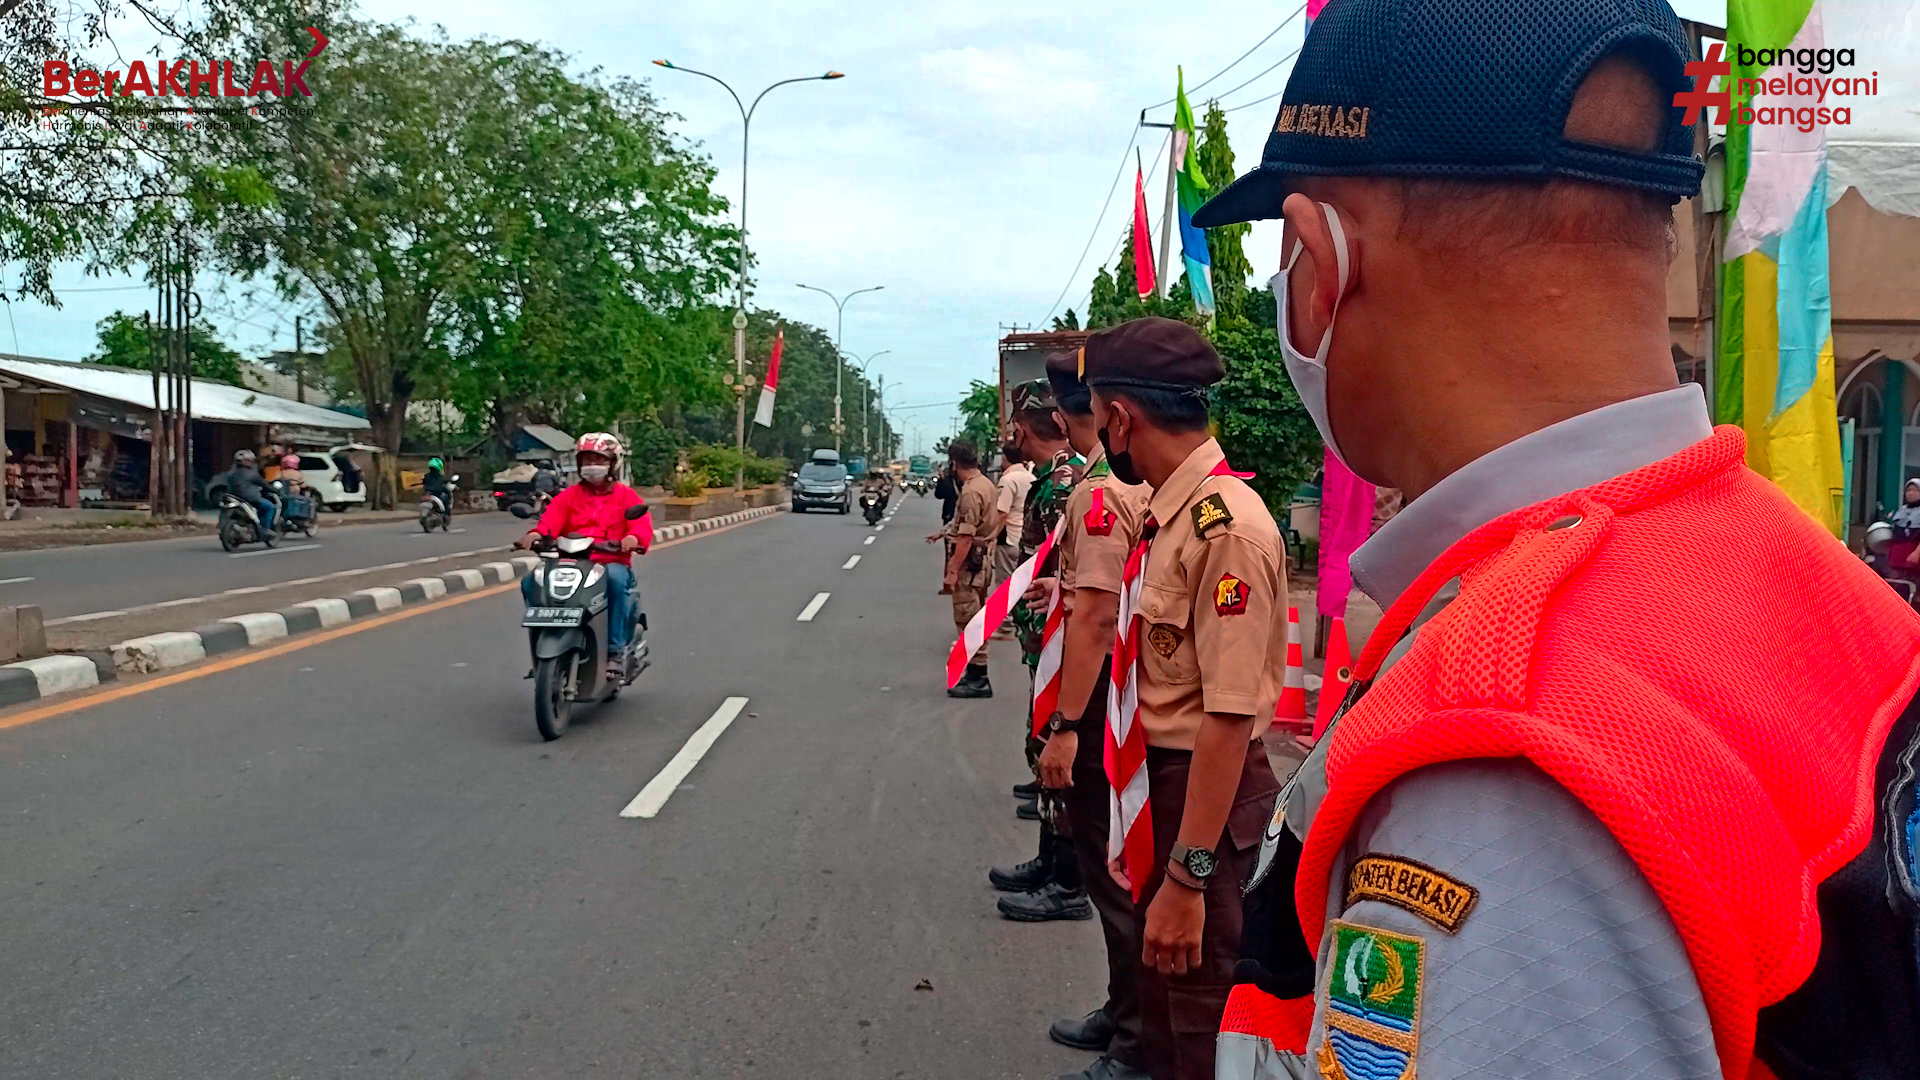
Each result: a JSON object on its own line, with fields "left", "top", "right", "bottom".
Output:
{"left": 515, "top": 432, "right": 652, "bottom": 681}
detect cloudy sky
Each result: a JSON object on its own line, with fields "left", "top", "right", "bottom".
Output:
{"left": 9, "top": 0, "right": 1724, "bottom": 455}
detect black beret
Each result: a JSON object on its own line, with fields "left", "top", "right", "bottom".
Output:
{"left": 1044, "top": 349, "right": 1091, "bottom": 409}
{"left": 1080, "top": 317, "right": 1223, "bottom": 392}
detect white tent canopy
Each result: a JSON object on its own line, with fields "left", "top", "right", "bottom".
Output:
{"left": 1825, "top": 0, "right": 1920, "bottom": 218}
{"left": 0, "top": 355, "right": 371, "bottom": 432}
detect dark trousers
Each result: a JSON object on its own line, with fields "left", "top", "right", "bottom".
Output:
{"left": 1133, "top": 741, "right": 1280, "bottom": 1080}
{"left": 1063, "top": 661, "right": 1143, "bottom": 1068}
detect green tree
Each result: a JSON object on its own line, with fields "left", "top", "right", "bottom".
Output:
{"left": 85, "top": 310, "right": 246, "bottom": 386}
{"left": 1196, "top": 102, "right": 1256, "bottom": 323}
{"left": 1211, "top": 322, "right": 1321, "bottom": 509}
{"left": 1089, "top": 225, "right": 1200, "bottom": 331}
{"left": 957, "top": 379, "right": 1000, "bottom": 452}
{"left": 684, "top": 310, "right": 892, "bottom": 468}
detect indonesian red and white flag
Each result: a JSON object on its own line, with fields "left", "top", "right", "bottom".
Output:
{"left": 1105, "top": 522, "right": 1156, "bottom": 899}
{"left": 945, "top": 519, "right": 1063, "bottom": 689}
{"left": 1029, "top": 572, "right": 1067, "bottom": 736}
{"left": 753, "top": 327, "right": 783, "bottom": 428}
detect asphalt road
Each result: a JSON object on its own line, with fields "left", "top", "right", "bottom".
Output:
{"left": 0, "top": 512, "right": 529, "bottom": 620}
{"left": 1, "top": 492, "right": 1110, "bottom": 1078}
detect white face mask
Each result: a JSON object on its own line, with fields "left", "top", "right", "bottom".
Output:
{"left": 579, "top": 465, "right": 611, "bottom": 483}
{"left": 1270, "top": 201, "right": 1353, "bottom": 467}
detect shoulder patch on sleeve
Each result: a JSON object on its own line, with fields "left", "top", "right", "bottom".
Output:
{"left": 1213, "top": 573, "right": 1249, "bottom": 616}
{"left": 1083, "top": 487, "right": 1115, "bottom": 536}
{"left": 1346, "top": 854, "right": 1479, "bottom": 934}
{"left": 1321, "top": 921, "right": 1423, "bottom": 1080}
{"left": 1191, "top": 492, "right": 1233, "bottom": 537}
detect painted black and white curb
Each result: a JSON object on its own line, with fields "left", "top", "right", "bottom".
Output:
{"left": 0, "top": 503, "right": 784, "bottom": 707}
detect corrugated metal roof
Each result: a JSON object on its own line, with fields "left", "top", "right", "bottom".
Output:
{"left": 519, "top": 423, "right": 574, "bottom": 452}
{"left": 0, "top": 354, "right": 371, "bottom": 431}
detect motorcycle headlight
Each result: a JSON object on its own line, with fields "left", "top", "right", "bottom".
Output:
{"left": 548, "top": 565, "right": 583, "bottom": 599}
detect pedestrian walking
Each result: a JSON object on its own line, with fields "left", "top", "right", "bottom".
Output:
{"left": 1191, "top": 2, "right": 1920, "bottom": 1078}
{"left": 935, "top": 440, "right": 998, "bottom": 698}
{"left": 1080, "top": 318, "right": 1286, "bottom": 1080}
{"left": 1023, "top": 349, "right": 1153, "bottom": 1080}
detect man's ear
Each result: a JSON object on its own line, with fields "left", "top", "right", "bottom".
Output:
{"left": 1280, "top": 193, "right": 1359, "bottom": 352}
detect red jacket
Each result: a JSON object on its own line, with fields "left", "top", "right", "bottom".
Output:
{"left": 533, "top": 481, "right": 652, "bottom": 565}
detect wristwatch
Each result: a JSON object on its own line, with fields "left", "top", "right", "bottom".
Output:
{"left": 1167, "top": 843, "right": 1218, "bottom": 890}
{"left": 1044, "top": 710, "right": 1078, "bottom": 735}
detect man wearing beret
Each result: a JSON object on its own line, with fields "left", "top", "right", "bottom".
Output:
{"left": 1082, "top": 316, "right": 1286, "bottom": 1080}
{"left": 1192, "top": 1, "right": 1920, "bottom": 1079}
{"left": 1025, "top": 347, "right": 1155, "bottom": 1079}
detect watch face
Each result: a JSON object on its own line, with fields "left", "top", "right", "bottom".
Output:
{"left": 1185, "top": 848, "right": 1218, "bottom": 878}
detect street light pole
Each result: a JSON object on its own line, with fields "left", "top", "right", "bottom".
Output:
{"left": 847, "top": 349, "right": 890, "bottom": 460}
{"left": 795, "top": 283, "right": 883, "bottom": 454}
{"left": 653, "top": 61, "right": 844, "bottom": 487}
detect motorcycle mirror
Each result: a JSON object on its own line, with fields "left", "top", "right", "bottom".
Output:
{"left": 624, "top": 504, "right": 649, "bottom": 520}
{"left": 510, "top": 502, "right": 535, "bottom": 519}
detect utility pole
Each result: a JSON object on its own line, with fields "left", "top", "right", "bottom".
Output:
{"left": 294, "top": 315, "right": 306, "bottom": 403}
{"left": 1158, "top": 126, "right": 1180, "bottom": 299}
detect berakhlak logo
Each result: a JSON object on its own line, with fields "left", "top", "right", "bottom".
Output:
{"left": 1674, "top": 42, "right": 1731, "bottom": 124}
{"left": 42, "top": 28, "right": 328, "bottom": 100}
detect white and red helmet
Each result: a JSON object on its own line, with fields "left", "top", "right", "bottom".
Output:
{"left": 575, "top": 431, "right": 622, "bottom": 461}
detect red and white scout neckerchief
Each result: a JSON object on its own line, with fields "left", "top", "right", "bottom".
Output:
{"left": 945, "top": 519, "right": 1065, "bottom": 689}
{"left": 1105, "top": 460, "right": 1252, "bottom": 898}
{"left": 1029, "top": 486, "right": 1119, "bottom": 736}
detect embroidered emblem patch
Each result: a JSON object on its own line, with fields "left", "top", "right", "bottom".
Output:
{"left": 1275, "top": 103, "right": 1371, "bottom": 139}
{"left": 1214, "top": 574, "right": 1249, "bottom": 616}
{"left": 1318, "top": 922, "right": 1423, "bottom": 1080}
{"left": 1346, "top": 855, "right": 1479, "bottom": 934}
{"left": 1192, "top": 492, "right": 1233, "bottom": 536}
{"left": 1084, "top": 488, "right": 1115, "bottom": 536}
{"left": 1147, "top": 623, "right": 1180, "bottom": 658}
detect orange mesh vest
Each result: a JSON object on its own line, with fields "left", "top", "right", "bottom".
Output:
{"left": 1290, "top": 428, "right": 1920, "bottom": 1080}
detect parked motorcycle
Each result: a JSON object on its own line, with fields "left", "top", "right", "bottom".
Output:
{"left": 217, "top": 491, "right": 282, "bottom": 551}
{"left": 515, "top": 502, "right": 651, "bottom": 741}
{"left": 419, "top": 475, "right": 459, "bottom": 532}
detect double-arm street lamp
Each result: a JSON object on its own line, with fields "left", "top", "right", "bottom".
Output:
{"left": 795, "top": 283, "right": 884, "bottom": 454}
{"left": 848, "top": 350, "right": 891, "bottom": 459}
{"left": 652, "top": 60, "right": 844, "bottom": 486}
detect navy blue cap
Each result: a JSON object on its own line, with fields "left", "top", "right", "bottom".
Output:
{"left": 1192, "top": 0, "right": 1705, "bottom": 227}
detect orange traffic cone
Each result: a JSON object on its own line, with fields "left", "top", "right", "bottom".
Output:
{"left": 1312, "top": 616, "right": 1353, "bottom": 741}
{"left": 1275, "top": 606, "right": 1309, "bottom": 731}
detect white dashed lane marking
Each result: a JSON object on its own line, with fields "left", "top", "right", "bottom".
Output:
{"left": 620, "top": 696, "right": 750, "bottom": 819}
{"left": 796, "top": 592, "right": 830, "bottom": 622}
{"left": 842, "top": 555, "right": 861, "bottom": 570}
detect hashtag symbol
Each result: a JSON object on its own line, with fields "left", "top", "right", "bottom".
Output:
{"left": 1673, "top": 42, "right": 1731, "bottom": 125}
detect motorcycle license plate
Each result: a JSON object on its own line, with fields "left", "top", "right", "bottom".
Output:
{"left": 522, "top": 606, "right": 585, "bottom": 627}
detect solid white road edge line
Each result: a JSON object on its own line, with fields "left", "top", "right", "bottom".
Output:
{"left": 796, "top": 592, "right": 830, "bottom": 622}
{"left": 842, "top": 555, "right": 861, "bottom": 570}
{"left": 620, "top": 696, "right": 750, "bottom": 819}
{"left": 0, "top": 576, "right": 34, "bottom": 585}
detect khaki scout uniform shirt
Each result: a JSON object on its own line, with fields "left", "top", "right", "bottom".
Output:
{"left": 1059, "top": 444, "right": 1151, "bottom": 606}
{"left": 1134, "top": 438, "right": 1286, "bottom": 750}
{"left": 949, "top": 472, "right": 999, "bottom": 586}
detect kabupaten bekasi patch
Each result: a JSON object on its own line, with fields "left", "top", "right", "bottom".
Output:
{"left": 1191, "top": 493, "right": 1232, "bottom": 536}
{"left": 1317, "top": 921, "right": 1423, "bottom": 1080}
{"left": 1346, "top": 854, "right": 1479, "bottom": 934}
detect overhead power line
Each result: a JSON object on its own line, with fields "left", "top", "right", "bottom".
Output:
{"left": 1142, "top": 4, "right": 1306, "bottom": 111}
{"left": 1211, "top": 45, "right": 1303, "bottom": 105}
{"left": 1039, "top": 125, "right": 1140, "bottom": 326}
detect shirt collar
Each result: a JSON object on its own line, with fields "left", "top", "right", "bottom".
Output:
{"left": 1148, "top": 437, "right": 1226, "bottom": 526}
{"left": 1081, "top": 442, "right": 1107, "bottom": 470}
{"left": 1350, "top": 384, "right": 1714, "bottom": 606}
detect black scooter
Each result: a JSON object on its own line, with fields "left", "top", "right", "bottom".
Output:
{"left": 217, "top": 491, "right": 283, "bottom": 551}
{"left": 514, "top": 502, "right": 650, "bottom": 741}
{"left": 860, "top": 489, "right": 883, "bottom": 525}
